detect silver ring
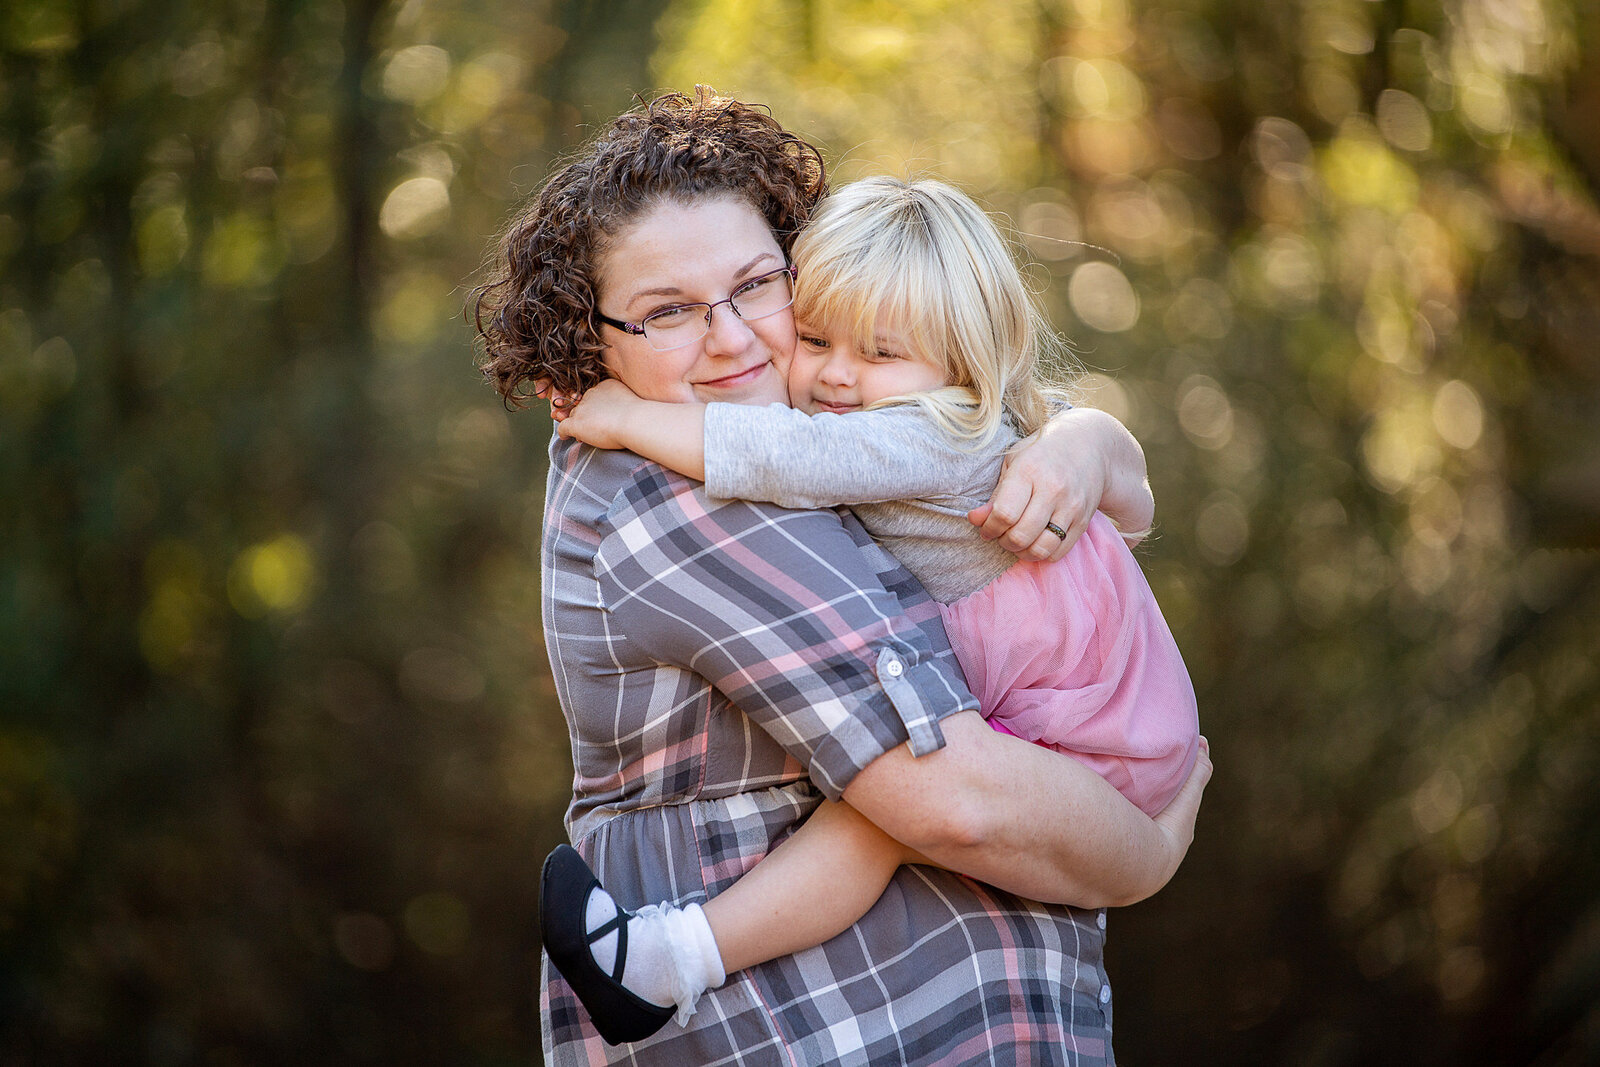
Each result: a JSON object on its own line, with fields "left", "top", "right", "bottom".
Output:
{"left": 1045, "top": 521, "right": 1069, "bottom": 540}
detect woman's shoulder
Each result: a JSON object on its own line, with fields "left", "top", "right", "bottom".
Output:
{"left": 550, "top": 436, "right": 691, "bottom": 518}
{"left": 551, "top": 436, "right": 850, "bottom": 555}
{"left": 546, "top": 436, "right": 658, "bottom": 533}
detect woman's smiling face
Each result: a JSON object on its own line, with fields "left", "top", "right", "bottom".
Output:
{"left": 595, "top": 196, "right": 795, "bottom": 407}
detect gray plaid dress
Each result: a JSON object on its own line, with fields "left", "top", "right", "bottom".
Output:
{"left": 540, "top": 436, "right": 1116, "bottom": 1066}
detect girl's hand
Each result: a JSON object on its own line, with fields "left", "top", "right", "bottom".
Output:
{"left": 970, "top": 407, "right": 1154, "bottom": 562}
{"left": 556, "top": 379, "right": 644, "bottom": 450}
{"left": 531, "top": 379, "right": 582, "bottom": 421}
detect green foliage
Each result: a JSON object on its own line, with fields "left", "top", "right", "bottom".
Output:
{"left": 2, "top": 0, "right": 1596, "bottom": 1062}
{"left": 663, "top": 2, "right": 1600, "bottom": 1058}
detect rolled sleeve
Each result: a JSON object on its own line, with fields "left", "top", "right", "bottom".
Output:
{"left": 874, "top": 647, "right": 949, "bottom": 758}
{"left": 594, "top": 465, "right": 975, "bottom": 798}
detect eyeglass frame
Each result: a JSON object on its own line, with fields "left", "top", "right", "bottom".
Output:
{"left": 594, "top": 265, "right": 799, "bottom": 351}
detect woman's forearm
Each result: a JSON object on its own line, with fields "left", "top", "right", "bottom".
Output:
{"left": 1080, "top": 407, "right": 1155, "bottom": 540}
{"left": 975, "top": 405, "right": 1154, "bottom": 558}
{"left": 841, "top": 711, "right": 1204, "bottom": 906}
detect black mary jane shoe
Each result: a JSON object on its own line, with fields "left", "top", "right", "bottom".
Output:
{"left": 540, "top": 844, "right": 676, "bottom": 1046}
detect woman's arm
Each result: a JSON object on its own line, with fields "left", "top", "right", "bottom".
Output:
{"left": 595, "top": 469, "right": 1205, "bottom": 907}
{"left": 844, "top": 712, "right": 1209, "bottom": 907}
{"left": 595, "top": 468, "right": 973, "bottom": 800}
{"left": 972, "top": 406, "right": 1153, "bottom": 561}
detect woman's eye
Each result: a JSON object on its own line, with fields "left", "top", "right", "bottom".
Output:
{"left": 646, "top": 306, "right": 697, "bottom": 328}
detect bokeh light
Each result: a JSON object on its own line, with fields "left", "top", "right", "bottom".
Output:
{"left": 4, "top": 0, "right": 1596, "bottom": 1063}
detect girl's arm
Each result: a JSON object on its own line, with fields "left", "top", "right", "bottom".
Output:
{"left": 555, "top": 380, "right": 1155, "bottom": 561}
{"left": 557, "top": 380, "right": 709, "bottom": 480}
{"left": 572, "top": 387, "right": 995, "bottom": 508}
{"left": 561, "top": 383, "right": 1155, "bottom": 558}
{"left": 569, "top": 390, "right": 992, "bottom": 511}
{"left": 600, "top": 469, "right": 1207, "bottom": 907}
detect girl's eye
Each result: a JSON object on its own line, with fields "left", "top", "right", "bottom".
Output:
{"left": 869, "top": 348, "right": 902, "bottom": 362}
{"left": 799, "top": 335, "right": 830, "bottom": 350}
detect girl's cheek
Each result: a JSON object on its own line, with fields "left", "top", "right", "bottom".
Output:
{"left": 784, "top": 359, "right": 809, "bottom": 399}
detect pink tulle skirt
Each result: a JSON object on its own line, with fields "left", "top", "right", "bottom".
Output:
{"left": 938, "top": 512, "right": 1200, "bottom": 816}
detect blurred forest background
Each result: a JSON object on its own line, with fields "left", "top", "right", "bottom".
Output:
{"left": 2, "top": 0, "right": 1597, "bottom": 1062}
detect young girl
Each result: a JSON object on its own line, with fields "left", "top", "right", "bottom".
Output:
{"left": 540, "top": 176, "right": 1201, "bottom": 1045}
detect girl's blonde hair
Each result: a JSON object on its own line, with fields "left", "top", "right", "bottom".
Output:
{"left": 790, "top": 176, "right": 1077, "bottom": 445}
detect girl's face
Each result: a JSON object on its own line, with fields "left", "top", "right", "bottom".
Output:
{"left": 596, "top": 196, "right": 794, "bottom": 407}
{"left": 786, "top": 313, "right": 949, "bottom": 416}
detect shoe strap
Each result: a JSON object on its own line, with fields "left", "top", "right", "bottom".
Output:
{"left": 586, "top": 906, "right": 630, "bottom": 984}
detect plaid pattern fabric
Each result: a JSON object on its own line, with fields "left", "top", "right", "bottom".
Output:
{"left": 540, "top": 437, "right": 1115, "bottom": 1066}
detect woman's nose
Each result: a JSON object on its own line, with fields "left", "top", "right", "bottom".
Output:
{"left": 702, "top": 301, "right": 754, "bottom": 357}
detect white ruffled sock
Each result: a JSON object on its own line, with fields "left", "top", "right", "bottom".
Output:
{"left": 585, "top": 888, "right": 726, "bottom": 1025}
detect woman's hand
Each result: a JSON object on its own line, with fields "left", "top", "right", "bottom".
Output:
{"left": 1148, "top": 735, "right": 1212, "bottom": 895}
{"left": 843, "top": 713, "right": 1211, "bottom": 908}
{"left": 970, "top": 407, "right": 1154, "bottom": 562}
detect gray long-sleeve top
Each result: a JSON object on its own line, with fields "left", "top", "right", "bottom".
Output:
{"left": 703, "top": 402, "right": 1021, "bottom": 604}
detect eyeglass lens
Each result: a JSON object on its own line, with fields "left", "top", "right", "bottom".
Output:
{"left": 641, "top": 269, "right": 794, "bottom": 350}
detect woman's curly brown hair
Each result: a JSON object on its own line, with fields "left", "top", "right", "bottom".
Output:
{"left": 471, "top": 88, "right": 829, "bottom": 408}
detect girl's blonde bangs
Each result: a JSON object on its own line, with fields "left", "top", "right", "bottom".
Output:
{"left": 793, "top": 211, "right": 947, "bottom": 368}
{"left": 790, "top": 176, "right": 1078, "bottom": 445}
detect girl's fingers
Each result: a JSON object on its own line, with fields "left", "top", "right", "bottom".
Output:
{"left": 547, "top": 389, "right": 581, "bottom": 422}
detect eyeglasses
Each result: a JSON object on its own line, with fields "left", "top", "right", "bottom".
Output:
{"left": 596, "top": 266, "right": 798, "bottom": 351}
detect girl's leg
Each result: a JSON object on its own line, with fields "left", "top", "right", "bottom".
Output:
{"left": 542, "top": 800, "right": 918, "bottom": 1037}
{"left": 703, "top": 798, "right": 919, "bottom": 973}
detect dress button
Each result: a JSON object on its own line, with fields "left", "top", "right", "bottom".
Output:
{"left": 1097, "top": 910, "right": 1107, "bottom": 930}
{"left": 1099, "top": 984, "right": 1111, "bottom": 1004}
{"left": 884, "top": 659, "right": 904, "bottom": 677}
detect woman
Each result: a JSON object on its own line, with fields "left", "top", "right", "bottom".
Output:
{"left": 474, "top": 89, "right": 1208, "bottom": 1065}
